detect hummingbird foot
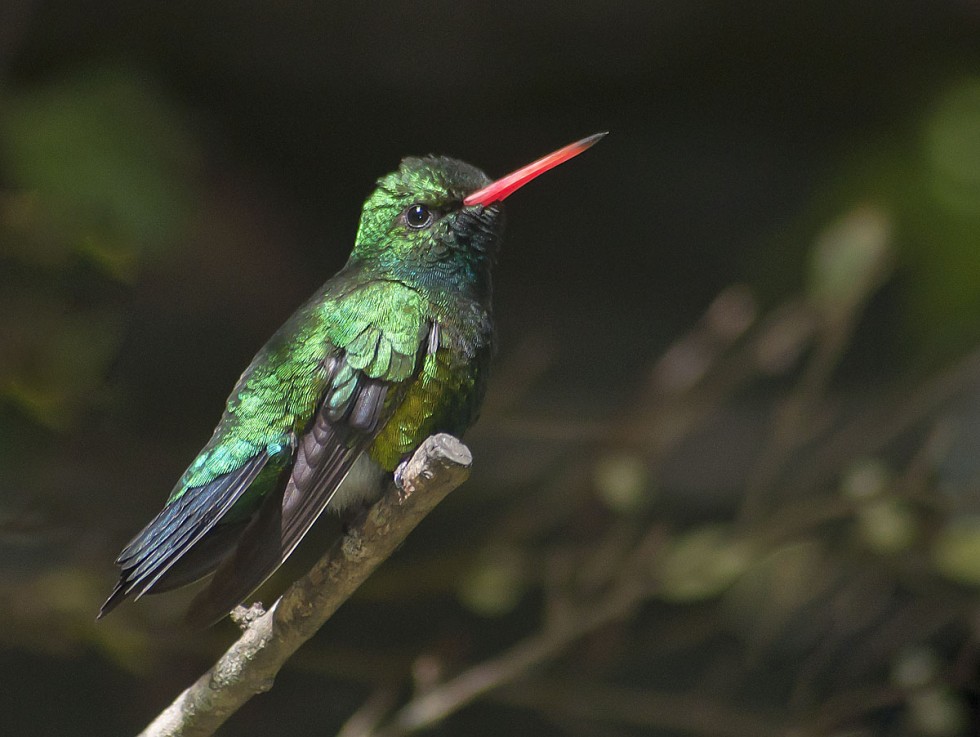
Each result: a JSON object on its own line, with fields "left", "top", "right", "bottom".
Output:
{"left": 230, "top": 602, "right": 266, "bottom": 630}
{"left": 341, "top": 527, "right": 368, "bottom": 562}
{"left": 393, "top": 459, "right": 417, "bottom": 500}
{"left": 393, "top": 460, "right": 406, "bottom": 490}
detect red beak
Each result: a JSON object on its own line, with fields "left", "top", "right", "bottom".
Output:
{"left": 463, "top": 132, "right": 607, "bottom": 207}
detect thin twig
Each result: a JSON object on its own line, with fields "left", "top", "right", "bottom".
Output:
{"left": 788, "top": 346, "right": 980, "bottom": 497}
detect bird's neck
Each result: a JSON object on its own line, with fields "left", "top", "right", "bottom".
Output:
{"left": 343, "top": 255, "right": 493, "bottom": 308}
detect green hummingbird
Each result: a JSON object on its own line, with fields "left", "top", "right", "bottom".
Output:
{"left": 99, "top": 132, "right": 605, "bottom": 625}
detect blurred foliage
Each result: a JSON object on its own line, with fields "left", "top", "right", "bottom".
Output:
{"left": 767, "top": 77, "right": 980, "bottom": 356}
{"left": 0, "top": 66, "right": 196, "bottom": 272}
{"left": 0, "top": 67, "right": 197, "bottom": 428}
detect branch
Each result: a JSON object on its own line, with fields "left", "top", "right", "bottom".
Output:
{"left": 340, "top": 529, "right": 664, "bottom": 737}
{"left": 371, "top": 589, "right": 640, "bottom": 737}
{"left": 138, "top": 434, "right": 473, "bottom": 737}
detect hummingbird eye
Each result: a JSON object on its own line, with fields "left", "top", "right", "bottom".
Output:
{"left": 404, "top": 204, "right": 434, "bottom": 229}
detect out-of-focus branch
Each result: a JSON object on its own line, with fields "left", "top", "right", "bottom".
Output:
{"left": 739, "top": 206, "right": 894, "bottom": 523}
{"left": 369, "top": 587, "right": 640, "bottom": 737}
{"left": 495, "top": 679, "right": 787, "bottom": 737}
{"left": 339, "top": 528, "right": 664, "bottom": 737}
{"left": 138, "top": 434, "right": 473, "bottom": 737}
{"left": 788, "top": 346, "right": 980, "bottom": 496}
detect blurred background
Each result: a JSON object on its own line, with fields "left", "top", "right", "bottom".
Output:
{"left": 2, "top": 1, "right": 980, "bottom": 735}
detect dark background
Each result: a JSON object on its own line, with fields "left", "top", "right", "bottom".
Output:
{"left": 1, "top": 1, "right": 979, "bottom": 735}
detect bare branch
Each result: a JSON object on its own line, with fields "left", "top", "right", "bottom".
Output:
{"left": 342, "top": 530, "right": 663, "bottom": 737}
{"left": 137, "top": 434, "right": 473, "bottom": 737}
{"left": 365, "top": 590, "right": 642, "bottom": 737}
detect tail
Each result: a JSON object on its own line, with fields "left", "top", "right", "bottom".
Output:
{"left": 97, "top": 452, "right": 270, "bottom": 619}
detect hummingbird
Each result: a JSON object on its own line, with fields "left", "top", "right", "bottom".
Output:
{"left": 99, "top": 132, "right": 606, "bottom": 625}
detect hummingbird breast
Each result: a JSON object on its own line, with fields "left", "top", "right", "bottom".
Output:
{"left": 368, "top": 300, "right": 492, "bottom": 471}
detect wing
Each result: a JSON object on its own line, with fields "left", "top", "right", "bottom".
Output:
{"left": 100, "top": 278, "right": 432, "bottom": 624}
{"left": 184, "top": 369, "right": 389, "bottom": 625}
{"left": 185, "top": 286, "right": 434, "bottom": 625}
{"left": 98, "top": 450, "right": 272, "bottom": 618}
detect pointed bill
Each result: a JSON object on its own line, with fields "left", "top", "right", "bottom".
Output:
{"left": 463, "top": 132, "right": 607, "bottom": 207}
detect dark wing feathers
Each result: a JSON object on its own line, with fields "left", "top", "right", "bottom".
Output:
{"left": 98, "top": 452, "right": 270, "bottom": 618}
{"left": 185, "top": 374, "right": 392, "bottom": 626}
{"left": 184, "top": 322, "right": 428, "bottom": 625}
{"left": 349, "top": 380, "right": 387, "bottom": 431}
{"left": 281, "top": 379, "right": 388, "bottom": 548}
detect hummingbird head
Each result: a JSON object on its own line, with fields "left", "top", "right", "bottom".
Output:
{"left": 349, "top": 133, "right": 607, "bottom": 297}
{"left": 350, "top": 156, "right": 501, "bottom": 298}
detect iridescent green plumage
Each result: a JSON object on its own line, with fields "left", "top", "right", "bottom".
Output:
{"left": 100, "top": 134, "right": 603, "bottom": 625}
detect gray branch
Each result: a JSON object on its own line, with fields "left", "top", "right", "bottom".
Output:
{"left": 138, "top": 434, "right": 473, "bottom": 737}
